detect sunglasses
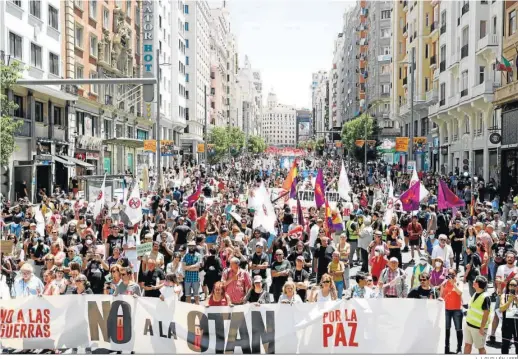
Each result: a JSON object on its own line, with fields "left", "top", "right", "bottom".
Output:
{"left": 322, "top": 281, "right": 331, "bottom": 284}
{"left": 121, "top": 273, "right": 130, "bottom": 277}
{"left": 509, "top": 284, "right": 517, "bottom": 287}
{"left": 111, "top": 270, "right": 119, "bottom": 274}
{"left": 367, "top": 279, "right": 373, "bottom": 282}
{"left": 419, "top": 278, "right": 429, "bottom": 282}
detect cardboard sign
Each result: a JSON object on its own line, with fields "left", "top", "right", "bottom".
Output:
{"left": 136, "top": 242, "right": 153, "bottom": 257}
{"left": 0, "top": 240, "right": 13, "bottom": 255}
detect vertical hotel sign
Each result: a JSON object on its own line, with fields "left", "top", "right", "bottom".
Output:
{"left": 142, "top": 0, "right": 155, "bottom": 103}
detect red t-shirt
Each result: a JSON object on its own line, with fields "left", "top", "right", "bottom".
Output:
{"left": 442, "top": 281, "right": 462, "bottom": 310}
{"left": 197, "top": 217, "right": 207, "bottom": 233}
{"left": 187, "top": 207, "right": 197, "bottom": 221}
{"left": 369, "top": 257, "right": 388, "bottom": 284}
{"left": 208, "top": 295, "right": 229, "bottom": 306}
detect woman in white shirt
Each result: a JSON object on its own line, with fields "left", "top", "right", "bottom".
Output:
{"left": 278, "top": 281, "right": 303, "bottom": 304}
{"left": 165, "top": 252, "right": 184, "bottom": 282}
{"left": 11, "top": 263, "right": 44, "bottom": 298}
{"left": 160, "top": 273, "right": 183, "bottom": 301}
{"left": 309, "top": 273, "right": 338, "bottom": 302}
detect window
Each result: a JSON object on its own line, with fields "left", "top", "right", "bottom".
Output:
{"left": 461, "top": 70, "right": 468, "bottom": 90}
{"left": 381, "top": 84, "right": 390, "bottom": 94}
{"left": 382, "top": 46, "right": 391, "bottom": 55}
{"left": 30, "top": 43, "right": 42, "bottom": 68}
{"left": 75, "top": 24, "right": 84, "bottom": 49}
{"left": 510, "top": 10, "right": 517, "bottom": 36}
{"left": 381, "top": 64, "right": 390, "bottom": 74}
{"left": 90, "top": 35, "right": 98, "bottom": 58}
{"left": 441, "top": 11, "right": 446, "bottom": 26}
{"left": 381, "top": 10, "right": 390, "bottom": 19}
{"left": 185, "top": 22, "right": 189, "bottom": 31}
{"left": 186, "top": 73, "right": 189, "bottom": 82}
{"left": 11, "top": 1, "right": 21, "bottom": 7}
{"left": 75, "top": 64, "right": 84, "bottom": 79}
{"left": 186, "top": 56, "right": 189, "bottom": 65}
{"left": 30, "top": 0, "right": 41, "bottom": 18}
{"left": 159, "top": 15, "right": 162, "bottom": 28}
{"left": 89, "top": 0, "right": 97, "bottom": 20}
{"left": 480, "top": 20, "right": 487, "bottom": 39}
{"left": 185, "top": 39, "right": 189, "bottom": 48}
{"left": 49, "top": 53, "right": 59, "bottom": 75}
{"left": 184, "top": 4, "right": 189, "bottom": 14}
{"left": 48, "top": 6, "right": 59, "bottom": 29}
{"left": 381, "top": 28, "right": 390, "bottom": 38}
{"left": 103, "top": 8, "right": 110, "bottom": 29}
{"left": 136, "top": 35, "right": 140, "bottom": 55}
{"left": 54, "top": 107, "right": 62, "bottom": 126}
{"left": 425, "top": 77, "right": 429, "bottom": 92}
{"left": 479, "top": 66, "right": 485, "bottom": 84}
{"left": 35, "top": 101, "right": 44, "bottom": 123}
{"left": 425, "top": 13, "right": 429, "bottom": 27}
{"left": 126, "top": 0, "right": 131, "bottom": 17}
{"left": 493, "top": 16, "right": 497, "bottom": 35}
{"left": 136, "top": 6, "right": 140, "bottom": 26}
{"left": 425, "top": 44, "right": 429, "bottom": 58}
{"left": 13, "top": 95, "right": 23, "bottom": 118}
{"left": 440, "top": 45, "right": 446, "bottom": 62}
{"left": 9, "top": 32, "right": 22, "bottom": 60}
{"left": 74, "top": 0, "right": 83, "bottom": 10}
{"left": 440, "top": 83, "right": 446, "bottom": 102}
{"left": 90, "top": 71, "right": 99, "bottom": 94}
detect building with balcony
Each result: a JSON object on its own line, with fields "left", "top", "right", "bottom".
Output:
{"left": 428, "top": 0, "right": 503, "bottom": 181}
{"left": 311, "top": 71, "right": 328, "bottom": 139}
{"left": 60, "top": 0, "right": 151, "bottom": 181}
{"left": 236, "top": 55, "right": 262, "bottom": 137}
{"left": 183, "top": 0, "right": 211, "bottom": 162}
{"left": 391, "top": 0, "right": 440, "bottom": 171}
{"left": 494, "top": 0, "right": 518, "bottom": 200}
{"left": 1, "top": 0, "right": 79, "bottom": 202}
{"left": 262, "top": 92, "right": 297, "bottom": 147}
{"left": 329, "top": 33, "right": 344, "bottom": 129}
{"left": 340, "top": 7, "right": 361, "bottom": 124}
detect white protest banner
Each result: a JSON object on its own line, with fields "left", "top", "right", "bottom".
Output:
{"left": 136, "top": 242, "right": 153, "bottom": 257}
{"left": 0, "top": 296, "right": 444, "bottom": 354}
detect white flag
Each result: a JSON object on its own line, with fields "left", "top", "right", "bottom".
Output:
{"left": 411, "top": 168, "right": 429, "bottom": 201}
{"left": 125, "top": 182, "right": 143, "bottom": 225}
{"left": 252, "top": 183, "right": 277, "bottom": 234}
{"left": 92, "top": 174, "right": 106, "bottom": 219}
{"left": 338, "top": 161, "right": 351, "bottom": 201}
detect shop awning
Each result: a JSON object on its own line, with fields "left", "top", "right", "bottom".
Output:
{"left": 19, "top": 84, "right": 78, "bottom": 102}
{"left": 103, "top": 137, "right": 144, "bottom": 148}
{"left": 52, "top": 155, "right": 74, "bottom": 167}
{"left": 57, "top": 155, "right": 95, "bottom": 168}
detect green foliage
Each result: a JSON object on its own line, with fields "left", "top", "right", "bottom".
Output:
{"left": 297, "top": 139, "right": 316, "bottom": 150}
{"left": 247, "top": 135, "right": 267, "bottom": 154}
{"left": 0, "top": 61, "right": 24, "bottom": 165}
{"left": 341, "top": 113, "right": 375, "bottom": 162}
{"left": 208, "top": 126, "right": 246, "bottom": 163}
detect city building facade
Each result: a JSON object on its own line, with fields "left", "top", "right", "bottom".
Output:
{"left": 1, "top": 0, "right": 78, "bottom": 202}
{"left": 494, "top": 0, "right": 518, "bottom": 199}
{"left": 311, "top": 71, "right": 328, "bottom": 140}
{"left": 428, "top": 0, "right": 503, "bottom": 180}
{"left": 263, "top": 92, "right": 297, "bottom": 147}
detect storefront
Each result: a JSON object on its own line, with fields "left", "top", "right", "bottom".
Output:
{"left": 500, "top": 101, "right": 518, "bottom": 200}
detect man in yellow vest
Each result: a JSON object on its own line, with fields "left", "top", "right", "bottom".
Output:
{"left": 464, "top": 275, "right": 491, "bottom": 354}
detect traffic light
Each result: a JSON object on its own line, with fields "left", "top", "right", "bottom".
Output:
{"left": 0, "top": 165, "right": 9, "bottom": 199}
{"left": 462, "top": 158, "right": 469, "bottom": 172}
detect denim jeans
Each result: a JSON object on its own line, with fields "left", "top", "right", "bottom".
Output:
{"left": 348, "top": 241, "right": 358, "bottom": 264}
{"left": 335, "top": 280, "right": 344, "bottom": 299}
{"left": 488, "top": 258, "right": 496, "bottom": 282}
{"left": 445, "top": 309, "right": 463, "bottom": 331}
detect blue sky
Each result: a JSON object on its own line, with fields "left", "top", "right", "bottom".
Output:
{"left": 224, "top": 0, "right": 355, "bottom": 109}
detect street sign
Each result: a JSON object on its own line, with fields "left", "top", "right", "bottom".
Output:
{"left": 407, "top": 160, "right": 416, "bottom": 172}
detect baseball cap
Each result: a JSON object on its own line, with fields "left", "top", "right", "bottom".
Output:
{"left": 256, "top": 242, "right": 264, "bottom": 247}
{"left": 296, "top": 255, "right": 305, "bottom": 261}
{"left": 275, "top": 249, "right": 284, "bottom": 255}
{"left": 187, "top": 240, "right": 196, "bottom": 246}
{"left": 253, "top": 275, "right": 262, "bottom": 283}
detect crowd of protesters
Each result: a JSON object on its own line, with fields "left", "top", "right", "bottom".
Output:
{"left": 1, "top": 154, "right": 518, "bottom": 355}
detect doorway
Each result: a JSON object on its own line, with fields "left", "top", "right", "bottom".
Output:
{"left": 36, "top": 165, "right": 51, "bottom": 200}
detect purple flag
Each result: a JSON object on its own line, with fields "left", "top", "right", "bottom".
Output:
{"left": 438, "top": 179, "right": 465, "bottom": 209}
{"left": 399, "top": 181, "right": 420, "bottom": 211}
{"left": 314, "top": 169, "right": 325, "bottom": 209}
{"left": 290, "top": 177, "right": 298, "bottom": 199}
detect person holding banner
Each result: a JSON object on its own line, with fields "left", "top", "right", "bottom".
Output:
{"left": 11, "top": 263, "right": 44, "bottom": 298}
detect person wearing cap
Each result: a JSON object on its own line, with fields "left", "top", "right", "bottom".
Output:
{"left": 248, "top": 229, "right": 267, "bottom": 253}
{"left": 249, "top": 242, "right": 269, "bottom": 290}
{"left": 410, "top": 254, "right": 433, "bottom": 288}
{"left": 431, "top": 234, "right": 454, "bottom": 269}
{"left": 222, "top": 257, "right": 252, "bottom": 305}
{"left": 270, "top": 249, "right": 292, "bottom": 303}
{"left": 378, "top": 257, "right": 408, "bottom": 298}
{"left": 182, "top": 239, "right": 202, "bottom": 304}
{"left": 244, "top": 275, "right": 270, "bottom": 305}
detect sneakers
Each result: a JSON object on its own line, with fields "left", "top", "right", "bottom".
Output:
{"left": 402, "top": 247, "right": 409, "bottom": 253}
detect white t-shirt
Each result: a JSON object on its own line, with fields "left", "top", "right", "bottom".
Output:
{"left": 431, "top": 245, "right": 454, "bottom": 269}
{"left": 496, "top": 265, "right": 518, "bottom": 282}
{"left": 309, "top": 224, "right": 320, "bottom": 248}
{"left": 342, "top": 202, "right": 353, "bottom": 221}
{"left": 315, "top": 289, "right": 333, "bottom": 302}
{"left": 160, "top": 284, "right": 183, "bottom": 301}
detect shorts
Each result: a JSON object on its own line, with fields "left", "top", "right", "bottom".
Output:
{"left": 184, "top": 281, "right": 200, "bottom": 297}
{"left": 409, "top": 238, "right": 420, "bottom": 247}
{"left": 464, "top": 325, "right": 487, "bottom": 349}
{"left": 403, "top": 231, "right": 409, "bottom": 237}
{"left": 206, "top": 235, "right": 217, "bottom": 244}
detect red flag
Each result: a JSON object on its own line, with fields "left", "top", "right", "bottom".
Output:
{"left": 187, "top": 182, "right": 202, "bottom": 207}
{"left": 399, "top": 181, "right": 420, "bottom": 211}
{"left": 437, "top": 179, "right": 465, "bottom": 210}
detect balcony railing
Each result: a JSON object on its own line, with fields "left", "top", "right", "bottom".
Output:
{"left": 440, "top": 24, "right": 446, "bottom": 35}
{"left": 460, "top": 89, "right": 468, "bottom": 97}
{"left": 14, "top": 119, "right": 32, "bottom": 137}
{"left": 430, "top": 22, "right": 438, "bottom": 33}
{"left": 477, "top": 34, "right": 499, "bottom": 52}
{"left": 440, "top": 99, "right": 445, "bottom": 106}
{"left": 461, "top": 45, "right": 469, "bottom": 59}
{"left": 61, "top": 84, "right": 79, "bottom": 96}
{"left": 461, "top": 3, "right": 469, "bottom": 16}
{"left": 430, "top": 55, "right": 436, "bottom": 66}
{"left": 440, "top": 60, "right": 446, "bottom": 72}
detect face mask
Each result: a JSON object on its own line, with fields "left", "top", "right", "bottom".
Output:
{"left": 374, "top": 252, "right": 380, "bottom": 257}
{"left": 435, "top": 262, "right": 442, "bottom": 268}
{"left": 189, "top": 248, "right": 195, "bottom": 253}
{"left": 419, "top": 259, "right": 427, "bottom": 265}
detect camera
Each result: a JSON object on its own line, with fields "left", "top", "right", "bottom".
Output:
{"left": 510, "top": 289, "right": 516, "bottom": 295}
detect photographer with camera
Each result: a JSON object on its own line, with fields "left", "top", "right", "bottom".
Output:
{"left": 440, "top": 269, "right": 464, "bottom": 354}
{"left": 499, "top": 277, "right": 518, "bottom": 354}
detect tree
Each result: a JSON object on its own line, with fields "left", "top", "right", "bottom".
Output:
{"left": 0, "top": 61, "right": 24, "bottom": 165}
{"left": 341, "top": 113, "right": 375, "bottom": 162}
{"left": 247, "top": 135, "right": 267, "bottom": 154}
{"left": 208, "top": 125, "right": 246, "bottom": 163}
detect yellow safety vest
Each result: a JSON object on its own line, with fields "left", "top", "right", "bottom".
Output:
{"left": 466, "top": 292, "right": 491, "bottom": 328}
{"left": 347, "top": 220, "right": 358, "bottom": 241}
